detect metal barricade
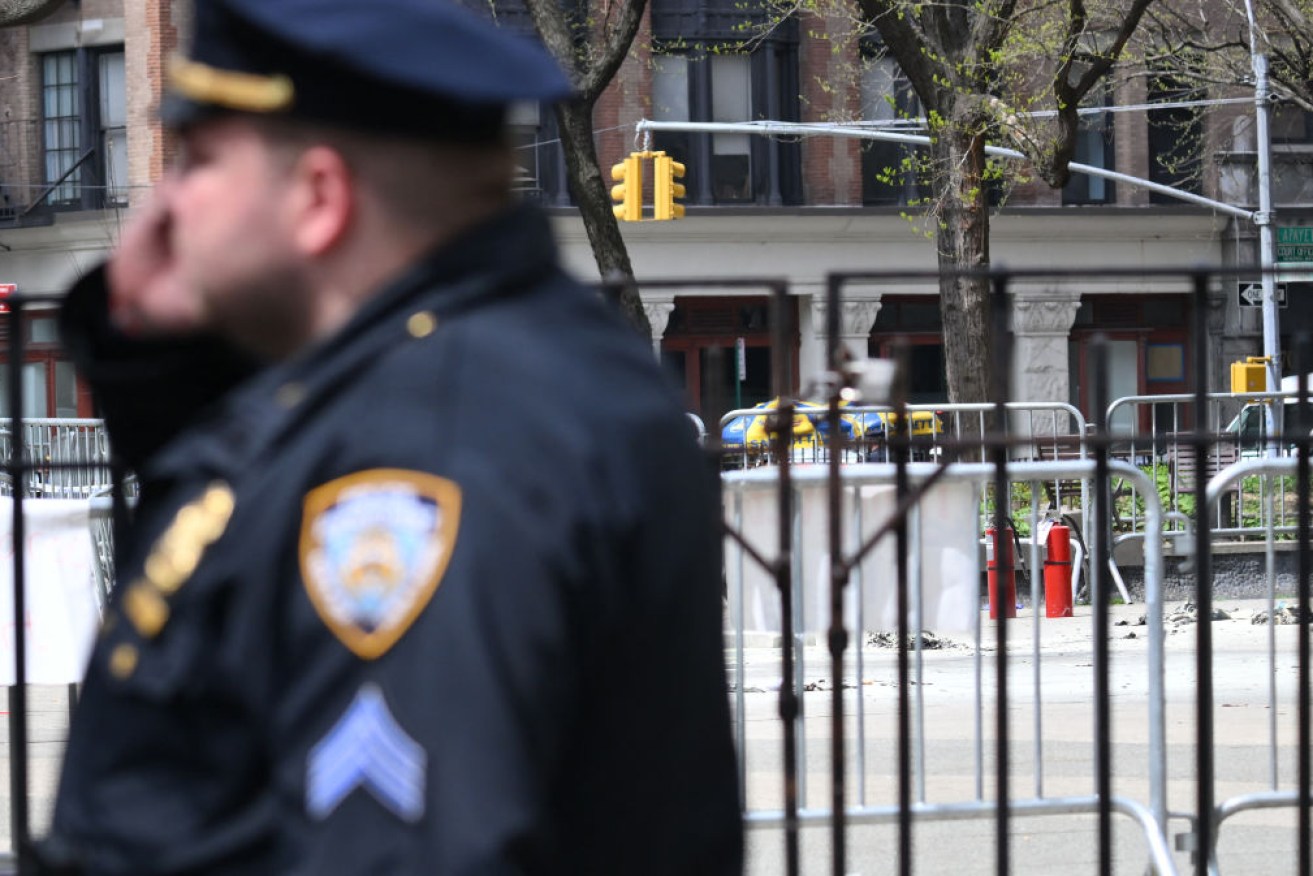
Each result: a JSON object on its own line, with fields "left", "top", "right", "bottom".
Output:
{"left": 1202, "top": 457, "right": 1311, "bottom": 873}
{"left": 723, "top": 459, "right": 1174, "bottom": 874}
{"left": 704, "top": 266, "right": 1313, "bottom": 876}
{"left": 1105, "top": 391, "right": 1301, "bottom": 541}
{"left": 720, "top": 402, "right": 1087, "bottom": 466}
{"left": 88, "top": 495, "right": 117, "bottom": 611}
{"left": 720, "top": 400, "right": 1092, "bottom": 549}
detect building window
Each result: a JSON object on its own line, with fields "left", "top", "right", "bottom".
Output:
{"left": 41, "top": 51, "right": 80, "bottom": 206}
{"left": 39, "top": 46, "right": 127, "bottom": 211}
{"left": 452, "top": 0, "right": 567, "bottom": 204}
{"left": 0, "top": 360, "right": 78, "bottom": 419}
{"left": 652, "top": 52, "right": 758, "bottom": 201}
{"left": 709, "top": 54, "right": 752, "bottom": 200}
{"left": 1062, "top": 92, "right": 1116, "bottom": 204}
{"left": 649, "top": 0, "right": 801, "bottom": 207}
{"left": 859, "top": 51, "right": 924, "bottom": 206}
{"left": 1068, "top": 294, "right": 1191, "bottom": 431}
{"left": 650, "top": 44, "right": 801, "bottom": 205}
{"left": 0, "top": 316, "right": 89, "bottom": 419}
{"left": 507, "top": 101, "right": 567, "bottom": 205}
{"left": 99, "top": 51, "right": 127, "bottom": 205}
{"left": 868, "top": 297, "right": 947, "bottom": 404}
{"left": 1272, "top": 104, "right": 1313, "bottom": 144}
{"left": 1147, "top": 75, "right": 1203, "bottom": 202}
{"left": 660, "top": 296, "right": 798, "bottom": 425}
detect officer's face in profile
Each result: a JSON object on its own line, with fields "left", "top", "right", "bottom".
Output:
{"left": 139, "top": 115, "right": 316, "bottom": 356}
{"left": 177, "top": 116, "right": 317, "bottom": 351}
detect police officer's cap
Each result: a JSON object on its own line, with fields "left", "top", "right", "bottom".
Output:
{"left": 164, "top": 0, "right": 573, "bottom": 142}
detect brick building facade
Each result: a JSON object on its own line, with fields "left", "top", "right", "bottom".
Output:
{"left": 0, "top": 0, "right": 1309, "bottom": 430}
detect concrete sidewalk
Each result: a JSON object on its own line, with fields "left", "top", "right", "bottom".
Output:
{"left": 732, "top": 597, "right": 1307, "bottom": 875}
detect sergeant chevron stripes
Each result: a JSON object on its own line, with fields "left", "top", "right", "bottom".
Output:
{"left": 306, "top": 684, "right": 427, "bottom": 822}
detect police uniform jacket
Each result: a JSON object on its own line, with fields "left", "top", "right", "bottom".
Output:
{"left": 50, "top": 204, "right": 744, "bottom": 875}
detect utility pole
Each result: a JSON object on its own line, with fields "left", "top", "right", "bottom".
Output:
{"left": 1243, "top": 0, "right": 1281, "bottom": 456}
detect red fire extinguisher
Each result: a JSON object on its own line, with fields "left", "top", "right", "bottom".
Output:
{"left": 1044, "top": 524, "right": 1074, "bottom": 618}
{"left": 985, "top": 526, "right": 1016, "bottom": 620}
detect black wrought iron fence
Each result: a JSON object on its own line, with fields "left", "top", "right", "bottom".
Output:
{"left": 0, "top": 269, "right": 1310, "bottom": 875}
{"left": 0, "top": 292, "right": 135, "bottom": 874}
{"left": 620, "top": 266, "right": 1313, "bottom": 876}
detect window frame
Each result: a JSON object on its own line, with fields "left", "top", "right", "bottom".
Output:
{"left": 1147, "top": 75, "right": 1204, "bottom": 202}
{"left": 649, "top": 33, "right": 801, "bottom": 206}
{"left": 1062, "top": 90, "right": 1117, "bottom": 205}
{"left": 659, "top": 295, "right": 799, "bottom": 424}
{"left": 1271, "top": 103, "right": 1313, "bottom": 145}
{"left": 858, "top": 46, "right": 927, "bottom": 207}
{"left": 0, "top": 312, "right": 94, "bottom": 420}
{"left": 38, "top": 44, "right": 127, "bottom": 213}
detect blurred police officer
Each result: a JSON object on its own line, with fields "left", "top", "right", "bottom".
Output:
{"left": 41, "top": 0, "right": 742, "bottom": 873}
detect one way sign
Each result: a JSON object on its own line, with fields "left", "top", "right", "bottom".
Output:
{"left": 1237, "top": 282, "right": 1287, "bottom": 307}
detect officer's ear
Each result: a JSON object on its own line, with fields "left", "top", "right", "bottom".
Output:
{"left": 283, "top": 144, "right": 355, "bottom": 259}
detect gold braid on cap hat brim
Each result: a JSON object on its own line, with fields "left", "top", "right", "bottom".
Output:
{"left": 168, "top": 56, "right": 294, "bottom": 113}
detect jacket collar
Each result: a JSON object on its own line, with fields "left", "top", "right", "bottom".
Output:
{"left": 143, "top": 203, "right": 562, "bottom": 483}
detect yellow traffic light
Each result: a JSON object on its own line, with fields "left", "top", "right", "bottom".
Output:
{"left": 611, "top": 155, "right": 643, "bottom": 222}
{"left": 654, "top": 153, "right": 686, "bottom": 220}
{"left": 610, "top": 151, "right": 688, "bottom": 221}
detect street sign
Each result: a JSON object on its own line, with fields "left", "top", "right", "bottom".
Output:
{"left": 735, "top": 337, "right": 746, "bottom": 382}
{"left": 1237, "top": 282, "right": 1287, "bottom": 308}
{"left": 1277, "top": 226, "right": 1313, "bottom": 262}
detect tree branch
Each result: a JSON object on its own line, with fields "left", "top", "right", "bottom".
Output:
{"left": 0, "top": 0, "right": 61, "bottom": 26}
{"left": 581, "top": 0, "right": 650, "bottom": 99}
{"left": 857, "top": 0, "right": 947, "bottom": 108}
{"left": 522, "top": 0, "right": 583, "bottom": 89}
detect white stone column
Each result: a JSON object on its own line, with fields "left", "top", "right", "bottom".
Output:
{"left": 1010, "top": 289, "right": 1082, "bottom": 437}
{"left": 808, "top": 297, "right": 882, "bottom": 394}
{"left": 642, "top": 297, "right": 676, "bottom": 359}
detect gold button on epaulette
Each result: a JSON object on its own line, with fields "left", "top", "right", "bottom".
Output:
{"left": 157, "top": 534, "right": 203, "bottom": 583}
{"left": 406, "top": 311, "right": 438, "bottom": 339}
{"left": 174, "top": 504, "right": 208, "bottom": 538}
{"left": 276, "top": 382, "right": 306, "bottom": 409}
{"left": 124, "top": 584, "right": 170, "bottom": 638}
{"left": 133, "top": 481, "right": 238, "bottom": 630}
{"left": 108, "top": 643, "right": 138, "bottom": 679}
{"left": 202, "top": 483, "right": 236, "bottom": 521}
{"left": 145, "top": 553, "right": 185, "bottom": 595}
{"left": 177, "top": 501, "right": 207, "bottom": 526}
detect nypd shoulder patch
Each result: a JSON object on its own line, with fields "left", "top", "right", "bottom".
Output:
{"left": 300, "top": 469, "right": 461, "bottom": 659}
{"left": 306, "top": 684, "right": 426, "bottom": 822}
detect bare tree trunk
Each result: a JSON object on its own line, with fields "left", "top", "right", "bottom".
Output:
{"left": 931, "top": 123, "right": 993, "bottom": 405}
{"left": 554, "top": 100, "right": 651, "bottom": 337}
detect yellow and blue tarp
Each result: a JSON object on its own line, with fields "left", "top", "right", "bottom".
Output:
{"left": 721, "top": 399, "right": 861, "bottom": 449}
{"left": 722, "top": 401, "right": 942, "bottom": 449}
{"left": 871, "top": 410, "right": 942, "bottom": 439}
